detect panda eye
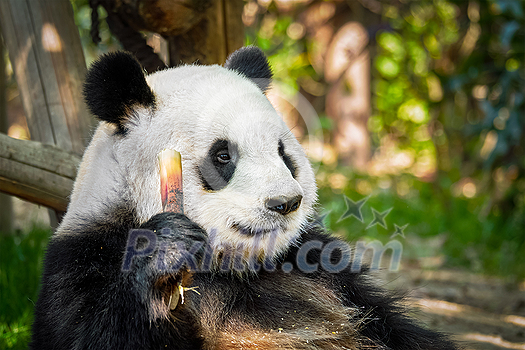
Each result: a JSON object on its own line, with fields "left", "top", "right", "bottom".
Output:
{"left": 216, "top": 150, "right": 231, "bottom": 164}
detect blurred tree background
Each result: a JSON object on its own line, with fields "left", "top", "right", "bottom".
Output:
{"left": 0, "top": 0, "right": 524, "bottom": 348}
{"left": 240, "top": 0, "right": 524, "bottom": 279}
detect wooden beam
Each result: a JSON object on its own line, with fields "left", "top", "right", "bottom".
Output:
{"left": 0, "top": 132, "right": 80, "bottom": 212}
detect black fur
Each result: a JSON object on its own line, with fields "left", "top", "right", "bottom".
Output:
{"left": 83, "top": 51, "right": 155, "bottom": 134}
{"left": 199, "top": 139, "right": 239, "bottom": 191}
{"left": 281, "top": 226, "right": 458, "bottom": 350}
{"left": 224, "top": 46, "right": 273, "bottom": 93}
{"left": 32, "top": 209, "right": 458, "bottom": 349}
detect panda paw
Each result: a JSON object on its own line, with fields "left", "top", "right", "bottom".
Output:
{"left": 125, "top": 212, "right": 207, "bottom": 281}
{"left": 141, "top": 212, "right": 207, "bottom": 247}
{"left": 120, "top": 213, "right": 207, "bottom": 313}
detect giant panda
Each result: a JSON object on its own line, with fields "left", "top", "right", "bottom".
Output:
{"left": 31, "top": 47, "right": 457, "bottom": 350}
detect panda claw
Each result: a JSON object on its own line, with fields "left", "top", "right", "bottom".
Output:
{"left": 169, "top": 283, "right": 181, "bottom": 310}
{"left": 168, "top": 281, "right": 188, "bottom": 310}
{"left": 179, "top": 282, "right": 185, "bottom": 305}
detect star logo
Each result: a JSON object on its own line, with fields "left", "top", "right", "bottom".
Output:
{"left": 316, "top": 211, "right": 331, "bottom": 225}
{"left": 338, "top": 195, "right": 369, "bottom": 223}
{"left": 390, "top": 223, "right": 408, "bottom": 239}
{"left": 366, "top": 207, "right": 393, "bottom": 229}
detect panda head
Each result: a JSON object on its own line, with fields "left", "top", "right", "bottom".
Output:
{"left": 70, "top": 47, "right": 317, "bottom": 261}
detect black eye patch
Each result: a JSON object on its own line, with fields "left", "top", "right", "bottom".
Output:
{"left": 199, "top": 139, "right": 238, "bottom": 191}
{"left": 279, "top": 140, "right": 297, "bottom": 178}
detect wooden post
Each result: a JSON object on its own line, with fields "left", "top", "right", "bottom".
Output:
{"left": 0, "top": 26, "right": 13, "bottom": 235}
{"left": 0, "top": 0, "right": 95, "bottom": 155}
{"left": 167, "top": 0, "right": 244, "bottom": 65}
{"left": 0, "top": 0, "right": 96, "bottom": 223}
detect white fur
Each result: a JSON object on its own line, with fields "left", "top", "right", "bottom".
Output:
{"left": 61, "top": 64, "right": 317, "bottom": 260}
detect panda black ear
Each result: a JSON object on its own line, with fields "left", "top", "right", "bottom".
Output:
{"left": 83, "top": 51, "right": 155, "bottom": 133}
{"left": 224, "top": 46, "right": 273, "bottom": 93}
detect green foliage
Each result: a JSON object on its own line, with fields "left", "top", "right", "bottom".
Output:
{"left": 244, "top": 0, "right": 524, "bottom": 277}
{"left": 373, "top": 0, "right": 463, "bottom": 164}
{"left": 375, "top": 0, "right": 524, "bottom": 207}
{"left": 245, "top": 8, "right": 316, "bottom": 91}
{"left": 317, "top": 169, "right": 525, "bottom": 279}
{"left": 0, "top": 227, "right": 50, "bottom": 349}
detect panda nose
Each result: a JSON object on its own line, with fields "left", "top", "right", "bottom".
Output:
{"left": 266, "top": 195, "right": 302, "bottom": 215}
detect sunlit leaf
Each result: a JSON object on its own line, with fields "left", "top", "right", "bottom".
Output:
{"left": 436, "top": 0, "right": 458, "bottom": 20}
{"left": 398, "top": 99, "right": 429, "bottom": 124}
{"left": 368, "top": 115, "right": 384, "bottom": 133}
{"left": 375, "top": 55, "right": 400, "bottom": 79}
{"left": 423, "top": 34, "right": 441, "bottom": 58}
{"left": 505, "top": 58, "right": 520, "bottom": 71}
{"left": 384, "top": 5, "right": 399, "bottom": 19}
{"left": 377, "top": 32, "right": 406, "bottom": 61}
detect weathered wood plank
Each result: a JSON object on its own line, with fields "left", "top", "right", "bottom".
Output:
{"left": 0, "top": 0, "right": 94, "bottom": 154}
{"left": 34, "top": 0, "right": 95, "bottom": 152}
{"left": 0, "top": 167, "right": 72, "bottom": 212}
{"left": 0, "top": 133, "right": 79, "bottom": 179}
{"left": 0, "top": 0, "right": 94, "bottom": 215}
{"left": 0, "top": 133, "right": 80, "bottom": 212}
{"left": 0, "top": 0, "right": 56, "bottom": 144}
{"left": 27, "top": 0, "right": 73, "bottom": 152}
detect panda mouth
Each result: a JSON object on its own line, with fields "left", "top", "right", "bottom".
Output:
{"left": 230, "top": 223, "right": 283, "bottom": 237}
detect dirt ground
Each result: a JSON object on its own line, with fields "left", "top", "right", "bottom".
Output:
{"left": 378, "top": 268, "right": 525, "bottom": 350}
